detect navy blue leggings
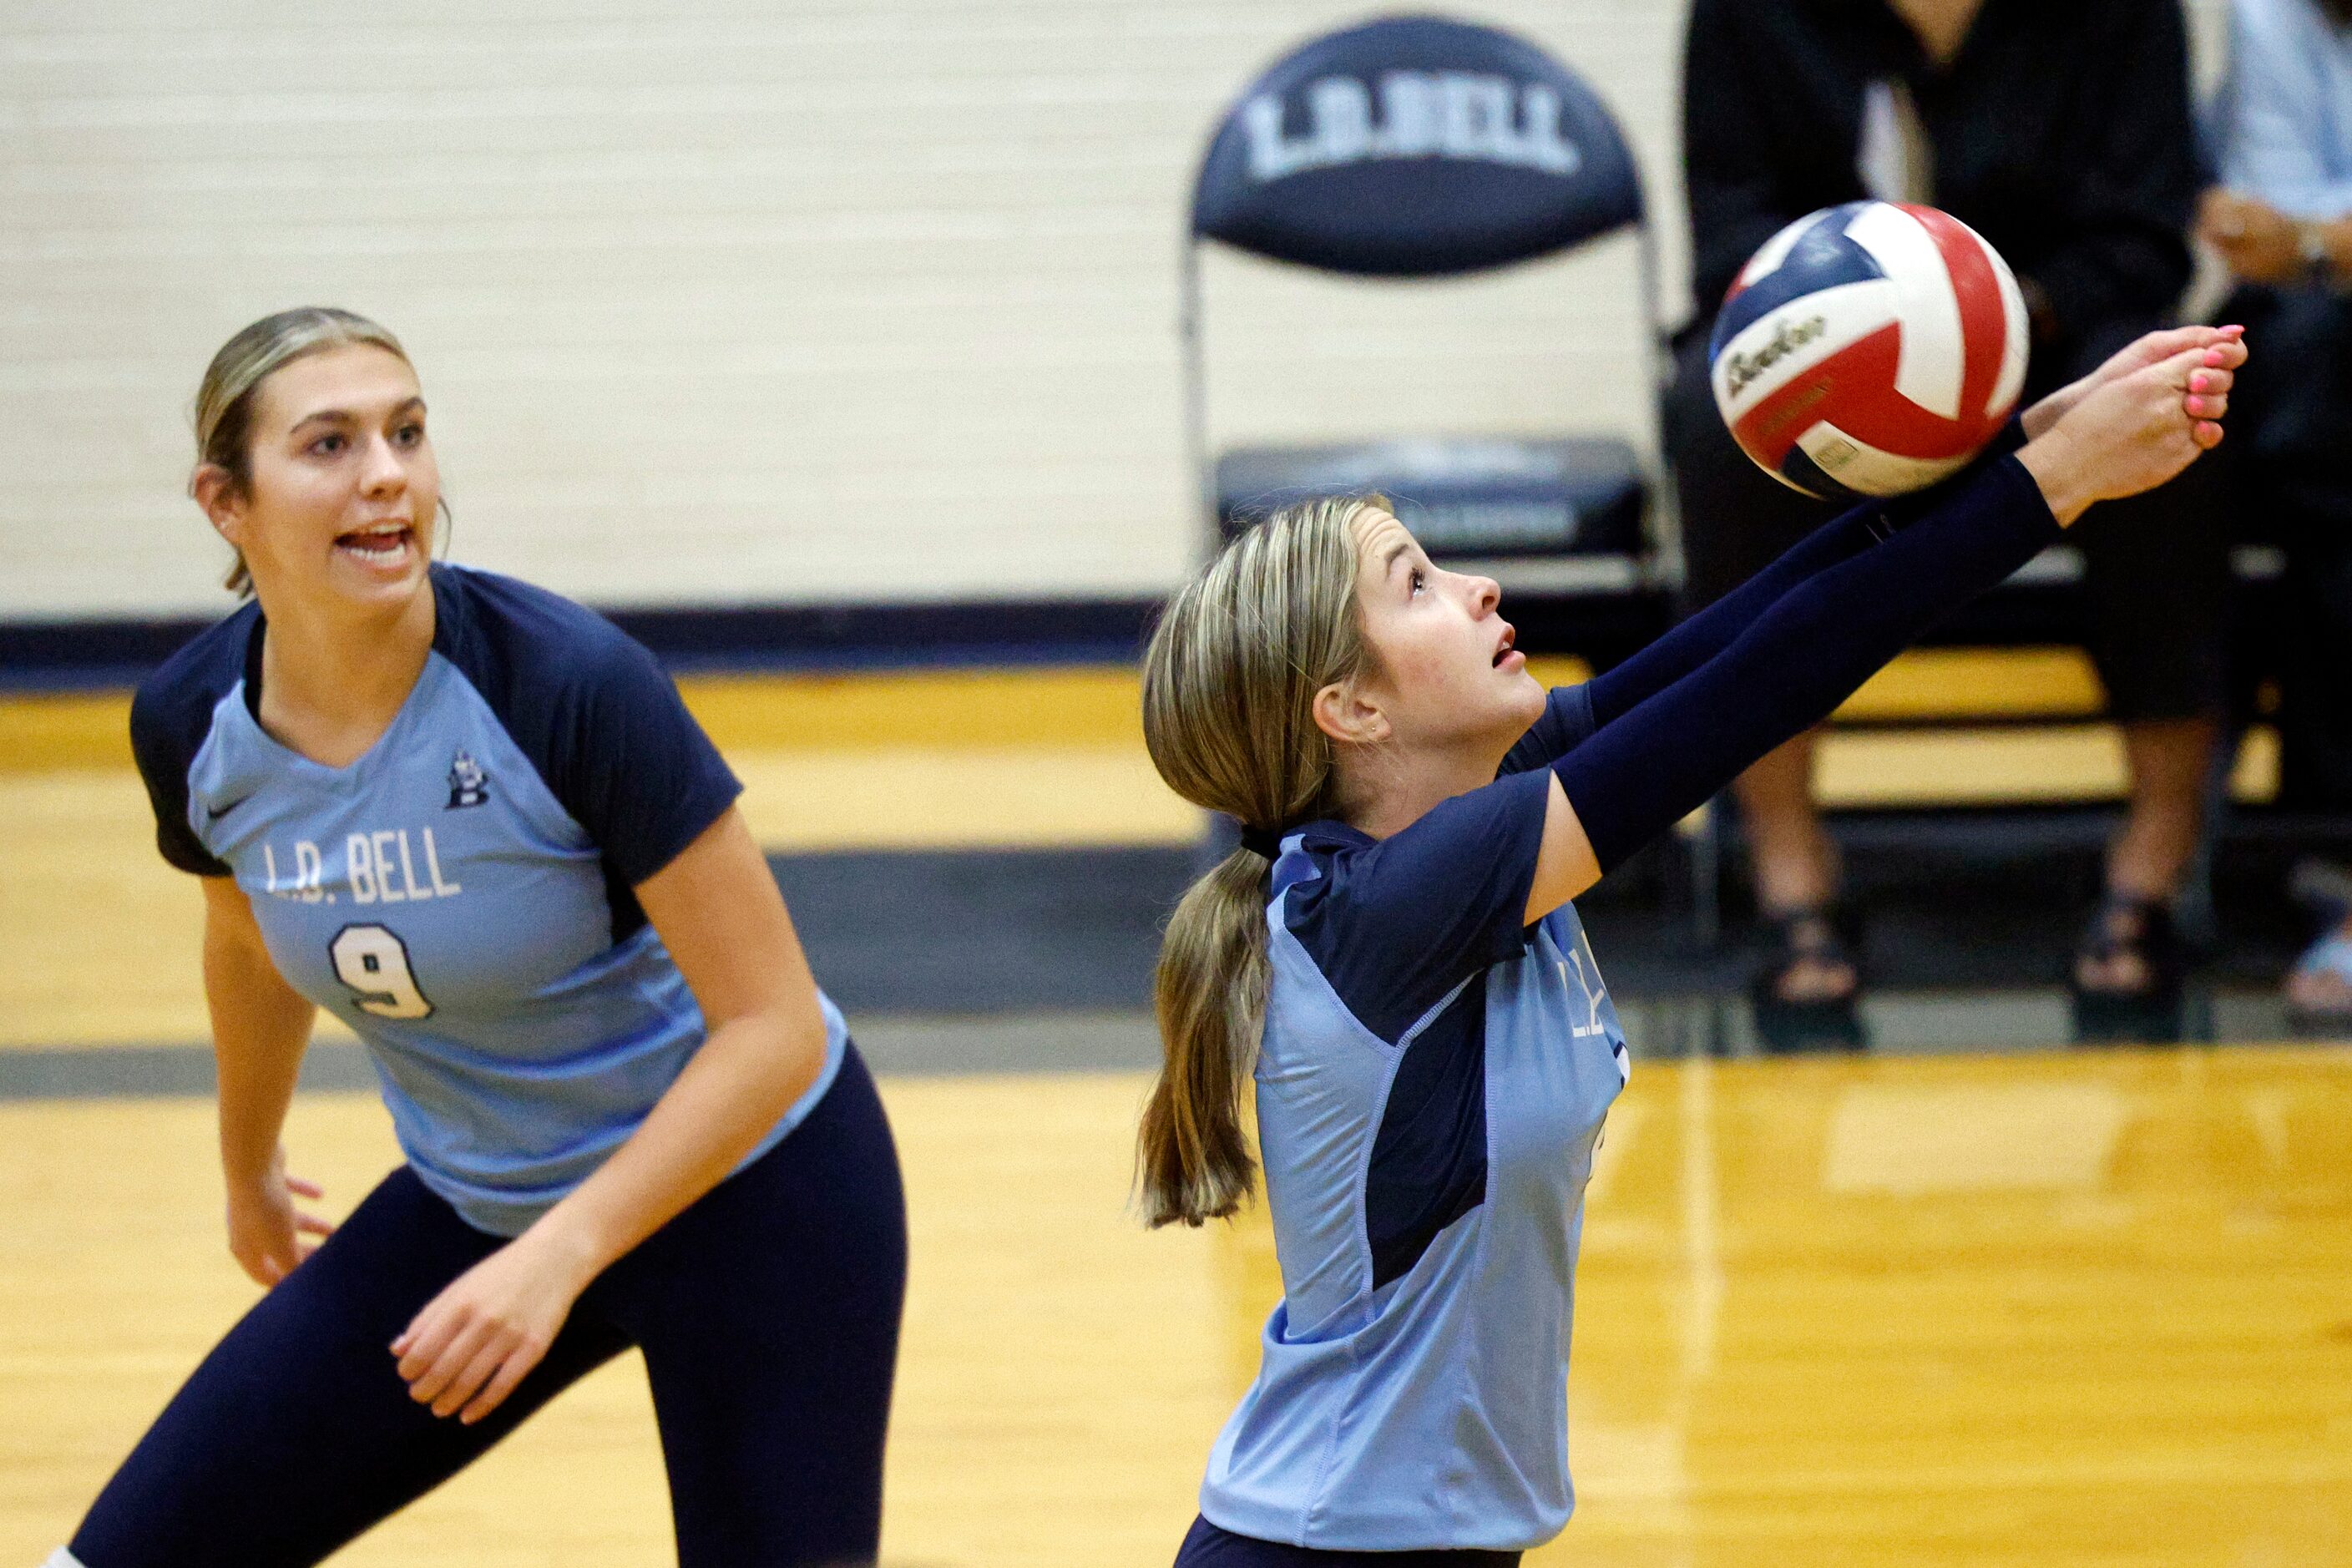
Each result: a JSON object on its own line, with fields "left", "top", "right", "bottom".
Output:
{"left": 1176, "top": 1516, "right": 1522, "bottom": 1565}
{"left": 72, "top": 1044, "right": 906, "bottom": 1568}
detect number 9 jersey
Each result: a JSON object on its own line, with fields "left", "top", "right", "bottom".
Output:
{"left": 128, "top": 564, "right": 849, "bottom": 1237}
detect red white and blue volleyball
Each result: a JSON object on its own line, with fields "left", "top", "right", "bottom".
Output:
{"left": 1710, "top": 201, "right": 2030, "bottom": 500}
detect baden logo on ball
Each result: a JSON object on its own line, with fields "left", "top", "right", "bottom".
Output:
{"left": 1710, "top": 200, "right": 2030, "bottom": 500}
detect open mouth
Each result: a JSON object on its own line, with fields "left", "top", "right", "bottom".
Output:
{"left": 336, "top": 521, "right": 415, "bottom": 569}
{"left": 1492, "top": 623, "right": 1521, "bottom": 669}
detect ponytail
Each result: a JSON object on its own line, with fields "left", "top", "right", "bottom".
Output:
{"left": 1139, "top": 847, "right": 1272, "bottom": 1226}
{"left": 1135, "top": 496, "right": 1380, "bottom": 1227}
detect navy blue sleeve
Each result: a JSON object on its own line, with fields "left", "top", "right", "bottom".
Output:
{"left": 1581, "top": 419, "right": 2031, "bottom": 734}
{"left": 1498, "top": 683, "right": 1597, "bottom": 776}
{"left": 1556, "top": 454, "right": 2061, "bottom": 871}
{"left": 1584, "top": 511, "right": 1889, "bottom": 727}
{"left": 1282, "top": 767, "right": 1552, "bottom": 1042}
{"left": 553, "top": 632, "right": 743, "bottom": 887}
{"left": 127, "top": 610, "right": 257, "bottom": 878}
{"left": 432, "top": 569, "right": 741, "bottom": 890}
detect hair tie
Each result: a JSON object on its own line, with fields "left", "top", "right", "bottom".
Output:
{"left": 1237, "top": 822, "right": 1286, "bottom": 861}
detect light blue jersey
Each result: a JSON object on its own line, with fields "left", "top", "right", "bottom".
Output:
{"left": 130, "top": 564, "right": 847, "bottom": 1236}
{"left": 2215, "top": 0, "right": 2352, "bottom": 219}
{"left": 1200, "top": 691, "right": 1627, "bottom": 1552}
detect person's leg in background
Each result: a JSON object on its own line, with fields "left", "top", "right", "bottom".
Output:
{"left": 1662, "top": 328, "right": 1859, "bottom": 1011}
{"left": 2279, "top": 523, "right": 2352, "bottom": 1021}
{"left": 2251, "top": 283, "right": 2352, "bottom": 1024}
{"left": 2066, "top": 335, "right": 2230, "bottom": 1008}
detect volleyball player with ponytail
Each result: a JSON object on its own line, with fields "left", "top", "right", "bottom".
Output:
{"left": 50, "top": 309, "right": 904, "bottom": 1568}
{"left": 1137, "top": 323, "right": 2247, "bottom": 1565}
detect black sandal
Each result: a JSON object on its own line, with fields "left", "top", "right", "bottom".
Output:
{"left": 1751, "top": 904, "right": 1864, "bottom": 1051}
{"left": 2069, "top": 892, "right": 2187, "bottom": 1043}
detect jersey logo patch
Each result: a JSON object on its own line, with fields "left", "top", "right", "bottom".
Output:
{"left": 205, "top": 793, "right": 255, "bottom": 823}
{"left": 445, "top": 750, "right": 490, "bottom": 809}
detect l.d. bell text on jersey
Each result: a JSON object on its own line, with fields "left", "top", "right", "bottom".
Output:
{"left": 129, "top": 565, "right": 848, "bottom": 1236}
{"left": 253, "top": 825, "right": 463, "bottom": 907}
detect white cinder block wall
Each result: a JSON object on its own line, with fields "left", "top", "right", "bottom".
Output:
{"left": 0, "top": 0, "right": 2227, "bottom": 622}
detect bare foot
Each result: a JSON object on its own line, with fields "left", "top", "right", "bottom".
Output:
{"left": 2075, "top": 902, "right": 2155, "bottom": 994}
{"left": 1765, "top": 911, "right": 1857, "bottom": 1004}
{"left": 2069, "top": 893, "right": 2172, "bottom": 992}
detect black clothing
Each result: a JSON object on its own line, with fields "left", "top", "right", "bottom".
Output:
{"left": 70, "top": 1045, "right": 907, "bottom": 1568}
{"left": 1668, "top": 0, "right": 2225, "bottom": 725}
{"left": 2220, "top": 283, "right": 2352, "bottom": 530}
{"left": 1682, "top": 0, "right": 2200, "bottom": 354}
{"left": 1557, "top": 455, "right": 2063, "bottom": 871}
{"left": 2218, "top": 282, "right": 2352, "bottom": 805}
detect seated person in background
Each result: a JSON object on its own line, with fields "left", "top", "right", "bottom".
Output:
{"left": 1666, "top": 0, "right": 2226, "bottom": 1026}
{"left": 2198, "top": 0, "right": 2352, "bottom": 1025}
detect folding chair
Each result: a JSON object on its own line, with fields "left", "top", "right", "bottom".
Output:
{"left": 1181, "top": 14, "right": 1673, "bottom": 611}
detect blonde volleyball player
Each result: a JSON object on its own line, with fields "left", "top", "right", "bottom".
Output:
{"left": 52, "top": 309, "right": 904, "bottom": 1568}
{"left": 1136, "top": 323, "right": 2244, "bottom": 1566}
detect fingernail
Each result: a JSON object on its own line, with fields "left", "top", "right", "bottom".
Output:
{"left": 2191, "top": 373, "right": 2208, "bottom": 391}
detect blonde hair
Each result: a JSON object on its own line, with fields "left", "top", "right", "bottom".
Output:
{"left": 1136, "top": 496, "right": 1382, "bottom": 1227}
{"left": 192, "top": 307, "right": 412, "bottom": 596}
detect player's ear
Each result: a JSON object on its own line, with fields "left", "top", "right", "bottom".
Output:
{"left": 1312, "top": 677, "right": 1389, "bottom": 749}
{"left": 192, "top": 463, "right": 248, "bottom": 547}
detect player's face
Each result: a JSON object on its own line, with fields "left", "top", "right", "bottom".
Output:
{"left": 219, "top": 345, "right": 441, "bottom": 613}
{"left": 1347, "top": 508, "right": 1545, "bottom": 755}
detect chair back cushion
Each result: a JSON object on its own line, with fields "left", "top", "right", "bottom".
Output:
{"left": 1191, "top": 15, "right": 1642, "bottom": 277}
{"left": 1215, "top": 436, "right": 1646, "bottom": 558}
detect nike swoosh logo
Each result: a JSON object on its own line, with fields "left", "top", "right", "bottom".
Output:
{"left": 205, "top": 795, "right": 255, "bottom": 823}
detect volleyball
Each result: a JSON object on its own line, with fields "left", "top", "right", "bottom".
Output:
{"left": 1709, "top": 200, "right": 2030, "bottom": 500}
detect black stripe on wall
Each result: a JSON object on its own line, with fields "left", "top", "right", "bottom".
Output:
{"left": 0, "top": 588, "right": 1685, "bottom": 690}
{"left": 0, "top": 596, "right": 1167, "bottom": 690}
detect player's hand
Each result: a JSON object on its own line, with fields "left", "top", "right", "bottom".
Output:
{"left": 392, "top": 1223, "right": 598, "bottom": 1424}
{"left": 2018, "top": 338, "right": 2248, "bottom": 525}
{"left": 2021, "top": 324, "right": 2245, "bottom": 440}
{"left": 225, "top": 1145, "right": 334, "bottom": 1287}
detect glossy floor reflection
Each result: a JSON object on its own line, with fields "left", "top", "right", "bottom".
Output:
{"left": 5, "top": 1048, "right": 2347, "bottom": 1565}
{"left": 1222, "top": 1047, "right": 2352, "bottom": 1567}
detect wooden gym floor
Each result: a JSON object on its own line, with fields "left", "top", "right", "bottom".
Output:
{"left": 3, "top": 662, "right": 2347, "bottom": 1565}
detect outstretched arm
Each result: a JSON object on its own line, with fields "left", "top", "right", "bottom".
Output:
{"left": 1565, "top": 326, "right": 2246, "bottom": 741}
{"left": 1498, "top": 493, "right": 1933, "bottom": 776}
{"left": 1522, "top": 336, "right": 2238, "bottom": 923}
{"left": 1505, "top": 327, "right": 2244, "bottom": 776}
